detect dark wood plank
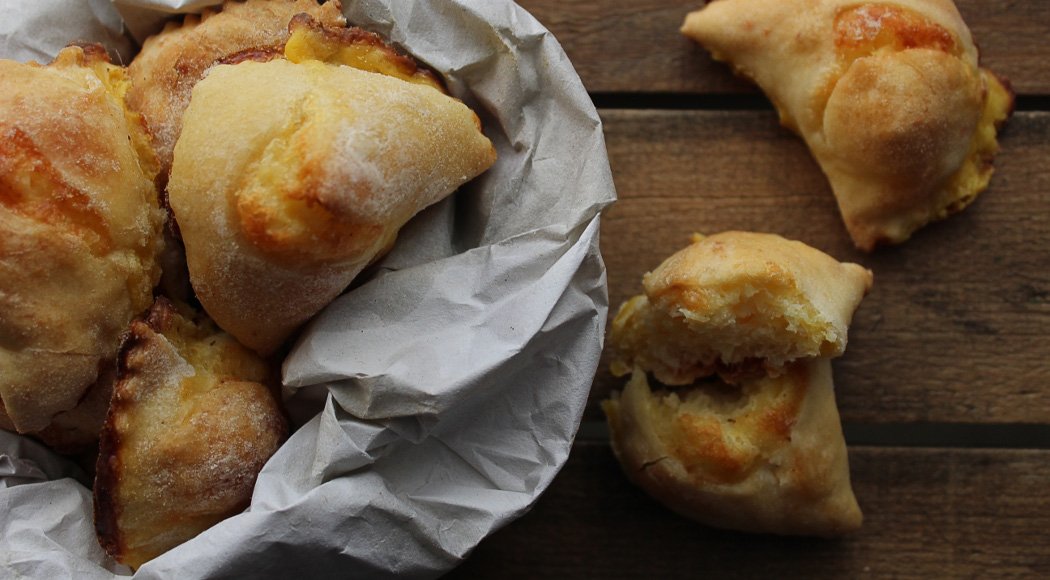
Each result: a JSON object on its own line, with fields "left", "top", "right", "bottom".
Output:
{"left": 447, "top": 442, "right": 1050, "bottom": 578}
{"left": 518, "top": 0, "right": 1050, "bottom": 96}
{"left": 589, "top": 110, "right": 1050, "bottom": 424}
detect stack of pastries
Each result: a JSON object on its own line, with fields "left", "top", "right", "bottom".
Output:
{"left": 599, "top": 0, "right": 1014, "bottom": 537}
{"left": 605, "top": 232, "right": 872, "bottom": 536}
{"left": 0, "top": 0, "right": 495, "bottom": 569}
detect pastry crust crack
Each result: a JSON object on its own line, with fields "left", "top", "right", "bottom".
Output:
{"left": 604, "top": 232, "right": 869, "bottom": 536}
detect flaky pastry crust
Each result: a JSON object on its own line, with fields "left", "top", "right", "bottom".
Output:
{"left": 168, "top": 30, "right": 496, "bottom": 354}
{"left": 93, "top": 298, "right": 286, "bottom": 570}
{"left": 682, "top": 0, "right": 1013, "bottom": 250}
{"left": 126, "top": 0, "right": 347, "bottom": 178}
{"left": 604, "top": 361, "right": 862, "bottom": 536}
{"left": 610, "top": 232, "right": 872, "bottom": 385}
{"left": 0, "top": 45, "right": 163, "bottom": 442}
{"left": 605, "top": 231, "right": 869, "bottom": 535}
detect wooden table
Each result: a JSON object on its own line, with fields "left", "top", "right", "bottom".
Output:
{"left": 447, "top": 1, "right": 1050, "bottom": 577}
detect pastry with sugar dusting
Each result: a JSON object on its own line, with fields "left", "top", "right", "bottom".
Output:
{"left": 682, "top": 0, "right": 1013, "bottom": 250}
{"left": 167, "top": 15, "right": 496, "bottom": 354}
{"left": 127, "top": 0, "right": 347, "bottom": 181}
{"left": 93, "top": 297, "right": 286, "bottom": 570}
{"left": 0, "top": 45, "right": 164, "bottom": 451}
{"left": 604, "top": 360, "right": 862, "bottom": 537}
{"left": 609, "top": 232, "right": 872, "bottom": 386}
{"left": 604, "top": 232, "right": 870, "bottom": 536}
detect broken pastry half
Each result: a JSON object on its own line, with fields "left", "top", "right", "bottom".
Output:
{"left": 127, "top": 0, "right": 347, "bottom": 179}
{"left": 94, "top": 297, "right": 286, "bottom": 570}
{"left": 167, "top": 15, "right": 497, "bottom": 354}
{"left": 604, "top": 231, "right": 870, "bottom": 536}
{"left": 0, "top": 45, "right": 164, "bottom": 450}
{"left": 610, "top": 232, "right": 872, "bottom": 386}
{"left": 681, "top": 0, "right": 1013, "bottom": 250}
{"left": 604, "top": 360, "right": 862, "bottom": 537}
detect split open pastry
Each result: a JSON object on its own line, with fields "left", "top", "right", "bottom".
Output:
{"left": 127, "top": 0, "right": 346, "bottom": 179}
{"left": 605, "top": 231, "right": 870, "bottom": 535}
{"left": 167, "top": 16, "right": 497, "bottom": 354}
{"left": 609, "top": 232, "right": 872, "bottom": 386}
{"left": 94, "top": 298, "right": 286, "bottom": 570}
{"left": 682, "top": 0, "right": 1013, "bottom": 250}
{"left": 0, "top": 45, "right": 163, "bottom": 448}
{"left": 604, "top": 361, "right": 862, "bottom": 537}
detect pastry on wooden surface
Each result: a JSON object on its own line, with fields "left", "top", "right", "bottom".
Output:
{"left": 681, "top": 0, "right": 1013, "bottom": 250}
{"left": 94, "top": 298, "right": 286, "bottom": 570}
{"left": 609, "top": 232, "right": 872, "bottom": 386}
{"left": 605, "top": 231, "right": 869, "bottom": 535}
{"left": 603, "top": 361, "right": 862, "bottom": 537}
{"left": 126, "top": 0, "right": 346, "bottom": 179}
{"left": 167, "top": 21, "right": 496, "bottom": 354}
{"left": 0, "top": 45, "right": 163, "bottom": 446}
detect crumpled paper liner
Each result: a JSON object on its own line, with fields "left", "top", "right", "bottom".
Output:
{"left": 0, "top": 0, "right": 615, "bottom": 578}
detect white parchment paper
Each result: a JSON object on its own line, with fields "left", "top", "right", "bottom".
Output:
{"left": 0, "top": 0, "right": 616, "bottom": 577}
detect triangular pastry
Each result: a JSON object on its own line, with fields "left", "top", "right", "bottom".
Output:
{"left": 682, "top": 0, "right": 1013, "bottom": 250}
{"left": 0, "top": 46, "right": 163, "bottom": 444}
{"left": 94, "top": 298, "right": 286, "bottom": 570}
{"left": 605, "top": 231, "right": 870, "bottom": 535}
{"left": 126, "top": 0, "right": 347, "bottom": 179}
{"left": 167, "top": 20, "right": 496, "bottom": 354}
{"left": 604, "top": 361, "right": 862, "bottom": 536}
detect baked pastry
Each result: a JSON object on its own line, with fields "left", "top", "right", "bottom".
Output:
{"left": 603, "top": 361, "right": 862, "bottom": 536}
{"left": 94, "top": 298, "right": 286, "bottom": 570}
{"left": 4, "top": 365, "right": 117, "bottom": 454}
{"left": 682, "top": 0, "right": 1013, "bottom": 250}
{"left": 609, "top": 232, "right": 872, "bottom": 385}
{"left": 0, "top": 45, "right": 163, "bottom": 445}
{"left": 126, "top": 0, "right": 346, "bottom": 179}
{"left": 167, "top": 22, "right": 497, "bottom": 354}
{"left": 604, "top": 231, "right": 868, "bottom": 535}
{"left": 282, "top": 12, "right": 443, "bottom": 89}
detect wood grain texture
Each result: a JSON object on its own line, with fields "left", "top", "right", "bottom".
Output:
{"left": 517, "top": 0, "right": 1050, "bottom": 96}
{"left": 589, "top": 110, "right": 1050, "bottom": 424}
{"left": 447, "top": 442, "right": 1050, "bottom": 578}
{"left": 440, "top": 4, "right": 1050, "bottom": 579}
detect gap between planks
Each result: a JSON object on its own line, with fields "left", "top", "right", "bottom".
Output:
{"left": 575, "top": 420, "right": 1050, "bottom": 450}
{"left": 449, "top": 443, "right": 1050, "bottom": 579}
{"left": 589, "top": 110, "right": 1050, "bottom": 426}
{"left": 590, "top": 92, "right": 1050, "bottom": 112}
{"left": 517, "top": 0, "right": 1050, "bottom": 96}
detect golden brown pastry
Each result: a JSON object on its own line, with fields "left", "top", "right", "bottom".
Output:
{"left": 682, "top": 0, "right": 1013, "bottom": 250}
{"left": 94, "top": 298, "right": 286, "bottom": 570}
{"left": 610, "top": 232, "right": 872, "bottom": 385}
{"left": 167, "top": 26, "right": 497, "bottom": 354}
{"left": 0, "top": 45, "right": 163, "bottom": 445}
{"left": 282, "top": 12, "right": 443, "bottom": 89}
{"left": 127, "top": 0, "right": 346, "bottom": 179}
{"left": 604, "top": 231, "right": 869, "bottom": 535}
{"left": 20, "top": 366, "right": 117, "bottom": 454}
{"left": 603, "top": 361, "right": 862, "bottom": 537}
